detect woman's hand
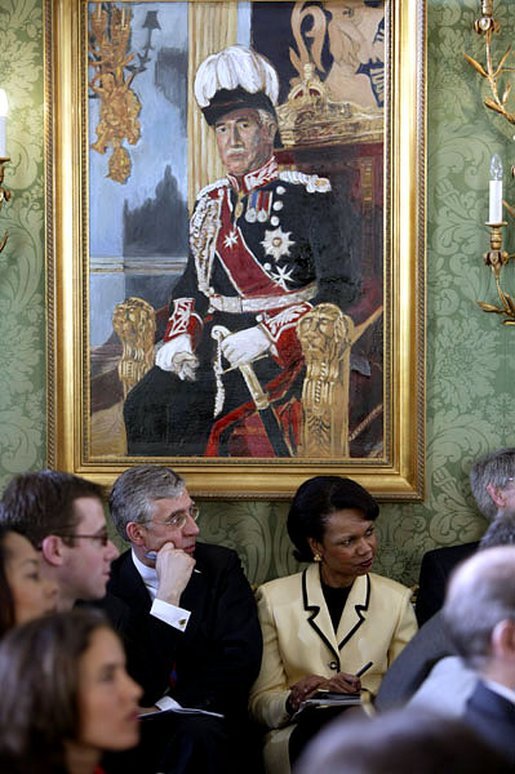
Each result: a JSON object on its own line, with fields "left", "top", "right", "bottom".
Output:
{"left": 288, "top": 675, "right": 328, "bottom": 712}
{"left": 324, "top": 672, "right": 361, "bottom": 694}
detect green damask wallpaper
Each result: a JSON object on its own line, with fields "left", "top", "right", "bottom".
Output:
{"left": 0, "top": 1, "right": 513, "bottom": 587}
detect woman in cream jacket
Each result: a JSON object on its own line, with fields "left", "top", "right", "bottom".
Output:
{"left": 249, "top": 476, "right": 417, "bottom": 773}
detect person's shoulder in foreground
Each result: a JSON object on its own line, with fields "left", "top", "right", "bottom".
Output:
{"left": 294, "top": 705, "right": 512, "bottom": 774}
{"left": 442, "top": 544, "right": 515, "bottom": 766}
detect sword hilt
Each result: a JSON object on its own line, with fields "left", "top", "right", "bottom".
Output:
{"left": 211, "top": 325, "right": 270, "bottom": 410}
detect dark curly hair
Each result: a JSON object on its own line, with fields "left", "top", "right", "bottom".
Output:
{"left": 0, "top": 524, "right": 18, "bottom": 638}
{"left": 287, "top": 476, "right": 380, "bottom": 562}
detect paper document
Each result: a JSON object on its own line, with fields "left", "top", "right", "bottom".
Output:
{"left": 139, "top": 697, "right": 224, "bottom": 720}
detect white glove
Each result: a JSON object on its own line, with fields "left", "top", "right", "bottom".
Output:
{"left": 220, "top": 326, "right": 271, "bottom": 368}
{"left": 155, "top": 335, "right": 199, "bottom": 381}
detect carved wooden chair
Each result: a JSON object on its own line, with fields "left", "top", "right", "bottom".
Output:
{"left": 113, "top": 297, "right": 367, "bottom": 457}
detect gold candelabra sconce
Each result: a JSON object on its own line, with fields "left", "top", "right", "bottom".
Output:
{"left": 0, "top": 157, "right": 11, "bottom": 253}
{"left": 465, "top": 1, "right": 515, "bottom": 325}
{"left": 0, "top": 88, "right": 10, "bottom": 254}
{"left": 88, "top": 3, "right": 161, "bottom": 184}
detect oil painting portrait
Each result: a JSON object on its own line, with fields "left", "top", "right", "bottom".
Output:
{"left": 45, "top": 0, "right": 424, "bottom": 497}
{"left": 88, "top": 0, "right": 385, "bottom": 462}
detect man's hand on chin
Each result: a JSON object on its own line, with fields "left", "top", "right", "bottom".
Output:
{"left": 155, "top": 542, "right": 196, "bottom": 606}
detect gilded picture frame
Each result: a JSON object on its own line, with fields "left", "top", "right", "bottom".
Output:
{"left": 44, "top": 0, "right": 426, "bottom": 499}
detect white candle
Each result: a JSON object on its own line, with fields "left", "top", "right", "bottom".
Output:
{"left": 0, "top": 117, "right": 5, "bottom": 158}
{"left": 0, "top": 89, "right": 7, "bottom": 158}
{"left": 489, "top": 153, "right": 503, "bottom": 223}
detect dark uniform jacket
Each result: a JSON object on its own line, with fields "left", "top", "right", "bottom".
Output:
{"left": 124, "top": 156, "right": 365, "bottom": 457}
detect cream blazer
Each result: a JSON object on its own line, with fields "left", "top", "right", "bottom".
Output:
{"left": 249, "top": 564, "right": 417, "bottom": 773}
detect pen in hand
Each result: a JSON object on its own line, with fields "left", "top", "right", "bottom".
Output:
{"left": 355, "top": 660, "right": 373, "bottom": 678}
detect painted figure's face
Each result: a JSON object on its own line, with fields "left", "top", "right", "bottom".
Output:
{"left": 215, "top": 108, "right": 275, "bottom": 177}
{"left": 59, "top": 497, "right": 119, "bottom": 607}
{"left": 4, "top": 531, "right": 58, "bottom": 624}
{"left": 139, "top": 489, "right": 200, "bottom": 557}
{"left": 77, "top": 627, "right": 142, "bottom": 752}
{"left": 309, "top": 509, "right": 378, "bottom": 587}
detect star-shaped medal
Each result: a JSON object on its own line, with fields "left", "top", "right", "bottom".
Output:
{"left": 270, "top": 264, "right": 294, "bottom": 289}
{"left": 223, "top": 229, "right": 239, "bottom": 249}
{"left": 261, "top": 227, "right": 295, "bottom": 262}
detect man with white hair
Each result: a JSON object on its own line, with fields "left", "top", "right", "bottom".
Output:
{"left": 124, "top": 45, "right": 359, "bottom": 457}
{"left": 442, "top": 545, "right": 515, "bottom": 765}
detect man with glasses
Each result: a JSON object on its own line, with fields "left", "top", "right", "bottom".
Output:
{"left": 0, "top": 469, "right": 119, "bottom": 611}
{"left": 106, "top": 465, "right": 262, "bottom": 774}
{"left": 416, "top": 447, "right": 515, "bottom": 626}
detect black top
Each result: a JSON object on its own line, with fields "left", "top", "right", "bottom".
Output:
{"left": 321, "top": 580, "right": 352, "bottom": 631}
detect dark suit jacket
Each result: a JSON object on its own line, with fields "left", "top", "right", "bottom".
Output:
{"left": 107, "top": 542, "right": 262, "bottom": 718}
{"left": 374, "top": 610, "right": 456, "bottom": 711}
{"left": 464, "top": 681, "right": 515, "bottom": 765}
{"left": 415, "top": 542, "right": 479, "bottom": 626}
{"left": 77, "top": 592, "right": 131, "bottom": 632}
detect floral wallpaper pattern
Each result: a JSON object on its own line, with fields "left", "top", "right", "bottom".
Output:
{"left": 0, "top": 0, "right": 513, "bottom": 587}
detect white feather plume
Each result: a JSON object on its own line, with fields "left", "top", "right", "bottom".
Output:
{"left": 194, "top": 45, "right": 279, "bottom": 108}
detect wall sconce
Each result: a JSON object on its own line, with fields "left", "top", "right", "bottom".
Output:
{"left": 465, "top": 1, "right": 514, "bottom": 325}
{"left": 0, "top": 88, "right": 11, "bottom": 254}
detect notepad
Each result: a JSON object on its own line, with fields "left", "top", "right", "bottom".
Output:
{"left": 291, "top": 691, "right": 362, "bottom": 720}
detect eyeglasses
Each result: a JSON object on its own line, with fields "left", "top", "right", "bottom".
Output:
{"left": 143, "top": 504, "right": 200, "bottom": 530}
{"left": 55, "top": 531, "right": 111, "bottom": 547}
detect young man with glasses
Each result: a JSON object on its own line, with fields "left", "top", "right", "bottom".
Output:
{"left": 0, "top": 470, "right": 119, "bottom": 611}
{"left": 106, "top": 464, "right": 262, "bottom": 774}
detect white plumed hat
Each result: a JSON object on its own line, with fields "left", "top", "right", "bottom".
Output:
{"left": 194, "top": 45, "right": 279, "bottom": 125}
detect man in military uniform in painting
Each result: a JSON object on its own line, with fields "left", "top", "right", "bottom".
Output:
{"left": 124, "top": 45, "right": 362, "bottom": 457}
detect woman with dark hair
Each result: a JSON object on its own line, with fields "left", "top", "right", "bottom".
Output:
{"left": 0, "top": 609, "right": 142, "bottom": 774}
{"left": 0, "top": 524, "right": 58, "bottom": 636}
{"left": 249, "top": 476, "right": 417, "bottom": 774}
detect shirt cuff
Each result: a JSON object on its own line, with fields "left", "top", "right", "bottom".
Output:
{"left": 150, "top": 598, "right": 191, "bottom": 632}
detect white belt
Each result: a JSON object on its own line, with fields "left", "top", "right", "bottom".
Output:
{"left": 207, "top": 282, "right": 317, "bottom": 314}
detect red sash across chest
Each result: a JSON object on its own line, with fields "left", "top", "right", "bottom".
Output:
{"left": 215, "top": 188, "right": 286, "bottom": 299}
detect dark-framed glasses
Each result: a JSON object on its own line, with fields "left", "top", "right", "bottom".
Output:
{"left": 145, "top": 504, "right": 200, "bottom": 530}
{"left": 55, "top": 531, "right": 111, "bottom": 547}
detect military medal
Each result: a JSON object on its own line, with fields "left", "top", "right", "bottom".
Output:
{"left": 257, "top": 191, "right": 272, "bottom": 222}
{"left": 245, "top": 191, "right": 258, "bottom": 223}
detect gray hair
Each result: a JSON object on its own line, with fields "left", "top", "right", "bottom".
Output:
{"left": 442, "top": 546, "right": 515, "bottom": 670}
{"left": 469, "top": 447, "right": 515, "bottom": 521}
{"left": 479, "top": 510, "right": 515, "bottom": 550}
{"left": 109, "top": 466, "right": 185, "bottom": 541}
